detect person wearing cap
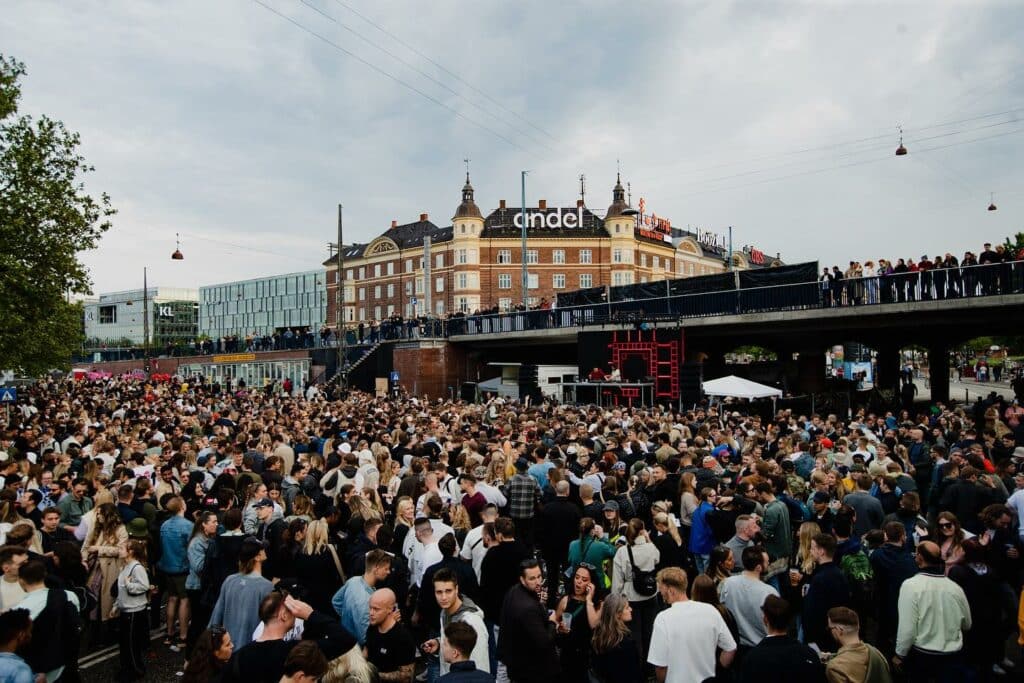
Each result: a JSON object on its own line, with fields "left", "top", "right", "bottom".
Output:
{"left": 209, "top": 536, "right": 274, "bottom": 651}
{"left": 252, "top": 498, "right": 287, "bottom": 580}
{"left": 507, "top": 458, "right": 541, "bottom": 550}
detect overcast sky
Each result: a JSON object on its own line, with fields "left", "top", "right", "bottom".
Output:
{"left": 5, "top": 1, "right": 1024, "bottom": 294}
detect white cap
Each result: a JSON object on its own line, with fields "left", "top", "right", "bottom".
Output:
{"left": 339, "top": 443, "right": 352, "bottom": 454}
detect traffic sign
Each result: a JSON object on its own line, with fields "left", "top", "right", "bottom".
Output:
{"left": 411, "top": 297, "right": 418, "bottom": 307}
{"left": 0, "top": 388, "right": 16, "bottom": 403}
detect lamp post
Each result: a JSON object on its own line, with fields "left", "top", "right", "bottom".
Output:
{"left": 142, "top": 267, "right": 150, "bottom": 376}
{"left": 520, "top": 171, "right": 529, "bottom": 311}
{"left": 336, "top": 204, "right": 346, "bottom": 387}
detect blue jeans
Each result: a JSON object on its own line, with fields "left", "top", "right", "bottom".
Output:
{"left": 694, "top": 553, "right": 710, "bottom": 574}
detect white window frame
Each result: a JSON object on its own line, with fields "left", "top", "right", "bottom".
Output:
{"left": 579, "top": 249, "right": 592, "bottom": 264}
{"left": 552, "top": 274, "right": 566, "bottom": 289}
{"left": 498, "top": 274, "right": 512, "bottom": 290}
{"left": 497, "top": 249, "right": 512, "bottom": 264}
{"left": 579, "top": 274, "right": 593, "bottom": 288}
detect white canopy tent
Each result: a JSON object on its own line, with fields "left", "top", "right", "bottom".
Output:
{"left": 702, "top": 375, "right": 783, "bottom": 400}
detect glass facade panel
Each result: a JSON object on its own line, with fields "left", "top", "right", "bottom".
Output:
{"left": 199, "top": 269, "right": 326, "bottom": 339}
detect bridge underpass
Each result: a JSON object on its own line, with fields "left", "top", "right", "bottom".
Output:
{"left": 445, "top": 291, "right": 1024, "bottom": 404}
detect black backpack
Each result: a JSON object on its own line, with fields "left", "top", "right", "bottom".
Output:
{"left": 20, "top": 588, "right": 81, "bottom": 672}
{"left": 199, "top": 538, "right": 225, "bottom": 607}
{"left": 626, "top": 544, "right": 657, "bottom": 596}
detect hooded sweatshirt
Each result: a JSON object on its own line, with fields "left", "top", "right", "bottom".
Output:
{"left": 439, "top": 595, "right": 490, "bottom": 676}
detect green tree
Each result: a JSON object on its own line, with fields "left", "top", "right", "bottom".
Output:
{"left": 0, "top": 55, "right": 114, "bottom": 375}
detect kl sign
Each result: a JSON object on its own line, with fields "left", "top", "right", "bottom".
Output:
{"left": 512, "top": 207, "right": 584, "bottom": 229}
{"left": 158, "top": 305, "right": 174, "bottom": 319}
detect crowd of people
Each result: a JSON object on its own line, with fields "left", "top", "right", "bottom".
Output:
{"left": 0, "top": 373, "right": 1022, "bottom": 683}
{"left": 819, "top": 242, "right": 1024, "bottom": 306}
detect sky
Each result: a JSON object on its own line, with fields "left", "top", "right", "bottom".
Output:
{"left": 5, "top": 0, "right": 1024, "bottom": 295}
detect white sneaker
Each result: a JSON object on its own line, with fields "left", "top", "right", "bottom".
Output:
{"left": 993, "top": 664, "right": 1007, "bottom": 676}
{"left": 1000, "top": 657, "right": 1015, "bottom": 669}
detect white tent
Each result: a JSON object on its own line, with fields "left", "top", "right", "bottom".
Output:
{"left": 702, "top": 375, "right": 782, "bottom": 399}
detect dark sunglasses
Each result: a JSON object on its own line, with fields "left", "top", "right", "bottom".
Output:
{"left": 938, "top": 522, "right": 954, "bottom": 529}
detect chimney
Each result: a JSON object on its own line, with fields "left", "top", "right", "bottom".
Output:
{"left": 499, "top": 199, "right": 506, "bottom": 209}
{"left": 420, "top": 213, "right": 428, "bottom": 222}
{"left": 538, "top": 199, "right": 547, "bottom": 209}
{"left": 576, "top": 199, "right": 584, "bottom": 208}
{"left": 391, "top": 220, "right": 397, "bottom": 229}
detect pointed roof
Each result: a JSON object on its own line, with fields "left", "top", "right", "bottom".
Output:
{"left": 453, "top": 172, "right": 482, "bottom": 219}
{"left": 605, "top": 173, "right": 629, "bottom": 219}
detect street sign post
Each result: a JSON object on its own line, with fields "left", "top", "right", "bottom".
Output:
{"left": 0, "top": 387, "right": 15, "bottom": 425}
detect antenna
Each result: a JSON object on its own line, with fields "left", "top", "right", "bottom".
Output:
{"left": 627, "top": 182, "right": 632, "bottom": 206}
{"left": 463, "top": 157, "right": 471, "bottom": 180}
{"left": 579, "top": 174, "right": 586, "bottom": 203}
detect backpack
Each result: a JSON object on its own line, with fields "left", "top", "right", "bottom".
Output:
{"left": 626, "top": 544, "right": 657, "bottom": 596}
{"left": 840, "top": 549, "right": 875, "bottom": 616}
{"left": 20, "top": 588, "right": 81, "bottom": 672}
{"left": 199, "top": 537, "right": 226, "bottom": 608}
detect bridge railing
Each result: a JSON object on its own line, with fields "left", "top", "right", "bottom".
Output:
{"left": 447, "top": 259, "right": 1024, "bottom": 336}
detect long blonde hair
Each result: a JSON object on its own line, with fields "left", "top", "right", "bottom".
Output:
{"left": 797, "top": 521, "right": 822, "bottom": 574}
{"left": 591, "top": 594, "right": 630, "bottom": 654}
{"left": 322, "top": 644, "right": 377, "bottom": 683}
{"left": 303, "top": 519, "right": 330, "bottom": 556}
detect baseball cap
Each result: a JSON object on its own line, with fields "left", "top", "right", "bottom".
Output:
{"left": 603, "top": 500, "right": 619, "bottom": 512}
{"left": 811, "top": 491, "right": 830, "bottom": 504}
{"left": 612, "top": 461, "right": 626, "bottom": 472}
{"left": 820, "top": 437, "right": 834, "bottom": 449}
{"left": 238, "top": 537, "right": 268, "bottom": 563}
{"left": 252, "top": 498, "right": 274, "bottom": 509}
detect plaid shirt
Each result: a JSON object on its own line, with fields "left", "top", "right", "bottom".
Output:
{"left": 507, "top": 472, "right": 540, "bottom": 519}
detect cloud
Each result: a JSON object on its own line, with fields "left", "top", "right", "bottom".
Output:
{"left": 2, "top": 0, "right": 1023, "bottom": 296}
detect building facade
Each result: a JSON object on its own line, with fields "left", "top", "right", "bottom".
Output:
{"left": 326, "top": 176, "right": 780, "bottom": 325}
{"left": 198, "top": 269, "right": 327, "bottom": 341}
{"left": 84, "top": 287, "right": 198, "bottom": 348}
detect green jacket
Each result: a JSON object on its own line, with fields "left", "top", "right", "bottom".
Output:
{"left": 761, "top": 498, "right": 792, "bottom": 562}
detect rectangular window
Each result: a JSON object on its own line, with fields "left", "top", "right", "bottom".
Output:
{"left": 405, "top": 281, "right": 413, "bottom": 295}
{"left": 613, "top": 272, "right": 625, "bottom": 286}
{"left": 640, "top": 253, "right": 647, "bottom": 268}
{"left": 458, "top": 297, "right": 469, "bottom": 313}
{"left": 387, "top": 262, "right": 395, "bottom": 276}
{"left": 435, "top": 254, "right": 444, "bottom": 268}
{"left": 457, "top": 273, "right": 468, "bottom": 289}
{"left": 405, "top": 259, "right": 413, "bottom": 273}
{"left": 457, "top": 249, "right": 467, "bottom": 265}
{"left": 612, "top": 248, "right": 623, "bottom": 263}
{"left": 415, "top": 278, "right": 424, "bottom": 295}
{"left": 358, "top": 288, "right": 366, "bottom": 301}
{"left": 553, "top": 249, "right": 565, "bottom": 264}
{"left": 527, "top": 297, "right": 539, "bottom": 307}
{"left": 552, "top": 274, "right": 566, "bottom": 289}
{"left": 374, "top": 286, "right": 381, "bottom": 299}
{"left": 498, "top": 297, "right": 512, "bottom": 311}
{"left": 346, "top": 269, "right": 353, "bottom": 281}
{"left": 373, "top": 264, "right": 381, "bottom": 278}
{"left": 498, "top": 274, "right": 512, "bottom": 289}
{"left": 435, "top": 277, "right": 444, "bottom": 293}
{"left": 358, "top": 267, "right": 366, "bottom": 280}
{"left": 653, "top": 256, "right": 660, "bottom": 270}
{"left": 579, "top": 274, "right": 593, "bottom": 288}
{"left": 528, "top": 273, "right": 538, "bottom": 289}
{"left": 579, "top": 249, "right": 592, "bottom": 264}
{"left": 497, "top": 249, "right": 512, "bottom": 264}
{"left": 374, "top": 306, "right": 382, "bottom": 321}
{"left": 99, "top": 305, "right": 116, "bottom": 324}
{"left": 386, "top": 283, "right": 394, "bottom": 297}
{"left": 436, "top": 300, "right": 444, "bottom": 315}
{"left": 527, "top": 250, "right": 539, "bottom": 264}
{"left": 359, "top": 308, "right": 365, "bottom": 321}
{"left": 387, "top": 305, "right": 395, "bottom": 316}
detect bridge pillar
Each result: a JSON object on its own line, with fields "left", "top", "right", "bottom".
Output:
{"left": 797, "top": 348, "right": 826, "bottom": 394}
{"left": 875, "top": 342, "right": 901, "bottom": 393}
{"left": 928, "top": 342, "right": 950, "bottom": 404}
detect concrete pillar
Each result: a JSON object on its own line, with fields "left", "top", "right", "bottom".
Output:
{"left": 928, "top": 342, "right": 950, "bottom": 404}
{"left": 875, "top": 342, "right": 901, "bottom": 394}
{"left": 797, "top": 348, "right": 826, "bottom": 394}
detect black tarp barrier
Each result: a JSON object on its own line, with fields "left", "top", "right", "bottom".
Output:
{"left": 557, "top": 286, "right": 606, "bottom": 308}
{"left": 668, "top": 272, "right": 736, "bottom": 296}
{"left": 610, "top": 281, "right": 669, "bottom": 302}
{"left": 738, "top": 261, "right": 818, "bottom": 289}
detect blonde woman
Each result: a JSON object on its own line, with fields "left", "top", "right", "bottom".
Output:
{"left": 677, "top": 472, "right": 699, "bottom": 529}
{"left": 294, "top": 519, "right": 344, "bottom": 613}
{"left": 75, "top": 487, "right": 115, "bottom": 544}
{"left": 322, "top": 643, "right": 377, "bottom": 683}
{"left": 794, "top": 521, "right": 822, "bottom": 578}
{"left": 391, "top": 496, "right": 415, "bottom": 555}
{"left": 82, "top": 502, "right": 128, "bottom": 625}
{"left": 448, "top": 504, "right": 471, "bottom": 546}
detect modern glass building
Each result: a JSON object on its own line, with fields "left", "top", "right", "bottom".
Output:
{"left": 83, "top": 287, "right": 198, "bottom": 347}
{"left": 199, "top": 270, "right": 327, "bottom": 340}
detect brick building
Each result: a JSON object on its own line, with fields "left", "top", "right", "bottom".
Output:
{"left": 326, "top": 175, "right": 779, "bottom": 326}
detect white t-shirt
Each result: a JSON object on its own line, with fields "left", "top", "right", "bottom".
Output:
{"left": 647, "top": 600, "right": 736, "bottom": 683}
{"left": 1009, "top": 489, "right": 1024, "bottom": 541}
{"left": 460, "top": 525, "right": 489, "bottom": 582}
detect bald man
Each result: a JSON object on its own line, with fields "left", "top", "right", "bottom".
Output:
{"left": 365, "top": 589, "right": 416, "bottom": 683}
{"left": 893, "top": 541, "right": 971, "bottom": 678}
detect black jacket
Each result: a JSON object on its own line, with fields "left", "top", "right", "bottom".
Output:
{"left": 802, "top": 561, "right": 851, "bottom": 650}
{"left": 939, "top": 480, "right": 999, "bottom": 534}
{"left": 738, "top": 635, "right": 824, "bottom": 683}
{"left": 498, "top": 584, "right": 559, "bottom": 682}
{"left": 418, "top": 556, "right": 481, "bottom": 632}
{"left": 537, "top": 497, "right": 581, "bottom": 555}
{"left": 479, "top": 540, "right": 530, "bottom": 622}
{"left": 869, "top": 543, "right": 918, "bottom": 625}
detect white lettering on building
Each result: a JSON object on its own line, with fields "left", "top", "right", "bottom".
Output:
{"left": 512, "top": 207, "right": 584, "bottom": 229}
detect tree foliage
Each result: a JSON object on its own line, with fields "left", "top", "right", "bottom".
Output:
{"left": 0, "top": 55, "right": 114, "bottom": 375}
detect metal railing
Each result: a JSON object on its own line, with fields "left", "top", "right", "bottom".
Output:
{"left": 446, "top": 259, "right": 1024, "bottom": 337}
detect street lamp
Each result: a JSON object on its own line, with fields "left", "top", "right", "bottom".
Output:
{"left": 171, "top": 233, "right": 184, "bottom": 260}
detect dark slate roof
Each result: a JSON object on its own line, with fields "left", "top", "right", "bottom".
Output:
{"left": 482, "top": 206, "right": 608, "bottom": 239}
{"left": 322, "top": 220, "right": 454, "bottom": 265}
{"left": 671, "top": 228, "right": 780, "bottom": 268}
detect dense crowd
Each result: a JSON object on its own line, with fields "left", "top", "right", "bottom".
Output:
{"left": 0, "top": 375, "right": 1022, "bottom": 683}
